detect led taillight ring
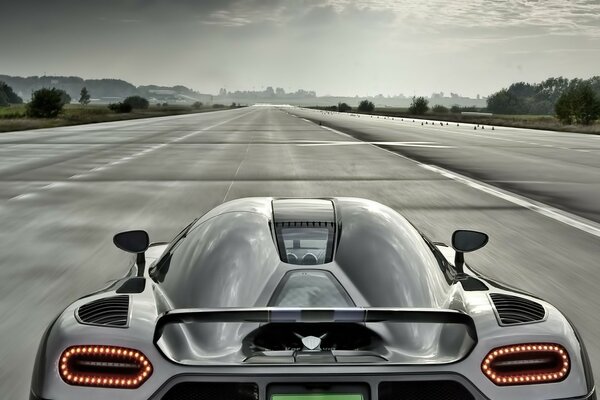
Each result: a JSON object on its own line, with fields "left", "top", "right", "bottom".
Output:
{"left": 59, "top": 345, "right": 152, "bottom": 388}
{"left": 482, "top": 343, "right": 570, "bottom": 386}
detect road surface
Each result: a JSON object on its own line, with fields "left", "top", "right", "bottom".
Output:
{"left": 0, "top": 106, "right": 598, "bottom": 398}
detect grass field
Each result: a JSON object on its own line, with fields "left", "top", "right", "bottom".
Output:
{"left": 0, "top": 104, "right": 236, "bottom": 132}
{"left": 311, "top": 106, "right": 600, "bottom": 134}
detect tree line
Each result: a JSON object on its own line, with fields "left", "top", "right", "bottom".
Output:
{"left": 0, "top": 81, "right": 153, "bottom": 117}
{"left": 0, "top": 81, "right": 223, "bottom": 118}
{"left": 334, "top": 77, "right": 600, "bottom": 126}
{"left": 487, "top": 76, "right": 600, "bottom": 125}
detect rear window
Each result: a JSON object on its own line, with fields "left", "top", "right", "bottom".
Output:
{"left": 269, "top": 270, "right": 354, "bottom": 307}
{"left": 275, "top": 223, "right": 335, "bottom": 265}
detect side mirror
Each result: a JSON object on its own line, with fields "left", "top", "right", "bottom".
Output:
{"left": 452, "top": 230, "right": 488, "bottom": 253}
{"left": 451, "top": 230, "right": 488, "bottom": 276}
{"left": 113, "top": 230, "right": 149, "bottom": 277}
{"left": 113, "top": 230, "right": 149, "bottom": 253}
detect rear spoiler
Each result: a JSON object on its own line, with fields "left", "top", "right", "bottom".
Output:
{"left": 154, "top": 307, "right": 477, "bottom": 342}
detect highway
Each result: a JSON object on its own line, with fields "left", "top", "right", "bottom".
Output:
{"left": 0, "top": 106, "right": 598, "bottom": 398}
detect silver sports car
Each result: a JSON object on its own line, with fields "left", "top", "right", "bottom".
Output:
{"left": 30, "top": 198, "right": 595, "bottom": 400}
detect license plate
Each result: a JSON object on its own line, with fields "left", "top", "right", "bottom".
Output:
{"left": 272, "top": 395, "right": 363, "bottom": 400}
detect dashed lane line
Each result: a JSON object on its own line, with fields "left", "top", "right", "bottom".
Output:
{"left": 6, "top": 110, "right": 255, "bottom": 201}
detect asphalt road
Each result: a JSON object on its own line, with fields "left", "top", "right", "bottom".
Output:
{"left": 0, "top": 106, "right": 598, "bottom": 398}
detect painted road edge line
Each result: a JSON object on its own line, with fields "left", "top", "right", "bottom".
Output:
{"left": 317, "top": 124, "right": 600, "bottom": 239}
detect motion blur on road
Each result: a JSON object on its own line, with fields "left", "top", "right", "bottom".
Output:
{"left": 0, "top": 106, "right": 599, "bottom": 398}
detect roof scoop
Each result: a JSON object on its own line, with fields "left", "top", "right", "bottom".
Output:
{"left": 272, "top": 199, "right": 337, "bottom": 265}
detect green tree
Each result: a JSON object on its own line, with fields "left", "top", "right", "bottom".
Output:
{"left": 192, "top": 101, "right": 203, "bottom": 110}
{"left": 79, "top": 87, "right": 91, "bottom": 105}
{"left": 59, "top": 91, "right": 71, "bottom": 105}
{"left": 408, "top": 96, "right": 429, "bottom": 115}
{"left": 555, "top": 84, "right": 600, "bottom": 125}
{"left": 357, "top": 99, "right": 375, "bottom": 112}
{"left": 337, "top": 102, "right": 352, "bottom": 112}
{"left": 0, "top": 82, "right": 23, "bottom": 105}
{"left": 486, "top": 88, "right": 526, "bottom": 114}
{"left": 26, "top": 88, "right": 68, "bottom": 118}
{"left": 432, "top": 105, "right": 449, "bottom": 114}
{"left": 0, "top": 90, "right": 8, "bottom": 107}
{"left": 123, "top": 95, "right": 149, "bottom": 109}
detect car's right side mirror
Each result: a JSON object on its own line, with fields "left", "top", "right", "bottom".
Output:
{"left": 451, "top": 230, "right": 488, "bottom": 276}
{"left": 113, "top": 230, "right": 150, "bottom": 277}
{"left": 113, "top": 230, "right": 149, "bottom": 254}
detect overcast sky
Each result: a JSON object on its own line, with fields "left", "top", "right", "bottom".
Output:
{"left": 1, "top": 0, "right": 599, "bottom": 97}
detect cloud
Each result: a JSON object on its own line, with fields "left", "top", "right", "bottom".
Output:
{"left": 1, "top": 0, "right": 599, "bottom": 97}
{"left": 326, "top": 0, "right": 600, "bottom": 38}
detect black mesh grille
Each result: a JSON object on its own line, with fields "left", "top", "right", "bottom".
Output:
{"left": 77, "top": 295, "right": 129, "bottom": 327}
{"left": 379, "top": 381, "right": 474, "bottom": 400}
{"left": 161, "top": 383, "right": 259, "bottom": 400}
{"left": 489, "top": 293, "right": 545, "bottom": 325}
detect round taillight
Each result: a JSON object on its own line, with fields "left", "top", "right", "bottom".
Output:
{"left": 59, "top": 345, "right": 152, "bottom": 388}
{"left": 482, "top": 343, "right": 570, "bottom": 386}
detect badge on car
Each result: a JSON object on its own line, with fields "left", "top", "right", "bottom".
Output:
{"left": 301, "top": 335, "right": 322, "bottom": 351}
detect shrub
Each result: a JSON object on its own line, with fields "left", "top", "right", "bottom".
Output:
{"left": 108, "top": 102, "right": 133, "bottom": 113}
{"left": 450, "top": 105, "right": 461, "bottom": 113}
{"left": 432, "top": 105, "right": 449, "bottom": 113}
{"left": 357, "top": 100, "right": 375, "bottom": 112}
{"left": 408, "top": 96, "right": 429, "bottom": 115}
{"left": 192, "top": 101, "right": 203, "bottom": 109}
{"left": 212, "top": 104, "right": 225, "bottom": 108}
{"left": 338, "top": 102, "right": 352, "bottom": 112}
{"left": 123, "top": 95, "right": 149, "bottom": 109}
{"left": 26, "top": 88, "right": 68, "bottom": 118}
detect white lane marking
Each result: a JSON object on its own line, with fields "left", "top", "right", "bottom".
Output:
{"left": 222, "top": 138, "right": 253, "bottom": 203}
{"left": 320, "top": 125, "right": 355, "bottom": 140}
{"left": 419, "top": 164, "right": 600, "bottom": 238}
{"left": 319, "top": 124, "right": 600, "bottom": 238}
{"left": 9, "top": 193, "right": 35, "bottom": 200}
{"left": 68, "top": 110, "right": 255, "bottom": 181}
{"left": 295, "top": 141, "right": 453, "bottom": 149}
{"left": 7, "top": 110, "right": 256, "bottom": 199}
{"left": 39, "top": 183, "right": 60, "bottom": 190}
{"left": 301, "top": 107, "right": 600, "bottom": 153}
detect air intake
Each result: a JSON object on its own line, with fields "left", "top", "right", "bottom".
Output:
{"left": 489, "top": 293, "right": 545, "bottom": 325}
{"left": 379, "top": 381, "right": 475, "bottom": 400}
{"left": 77, "top": 295, "right": 129, "bottom": 327}
{"left": 162, "top": 382, "right": 258, "bottom": 400}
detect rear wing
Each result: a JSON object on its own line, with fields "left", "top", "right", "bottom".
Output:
{"left": 153, "top": 307, "right": 477, "bottom": 342}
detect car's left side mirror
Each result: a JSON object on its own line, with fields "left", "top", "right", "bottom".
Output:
{"left": 113, "top": 230, "right": 149, "bottom": 276}
{"left": 451, "top": 230, "right": 488, "bottom": 276}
